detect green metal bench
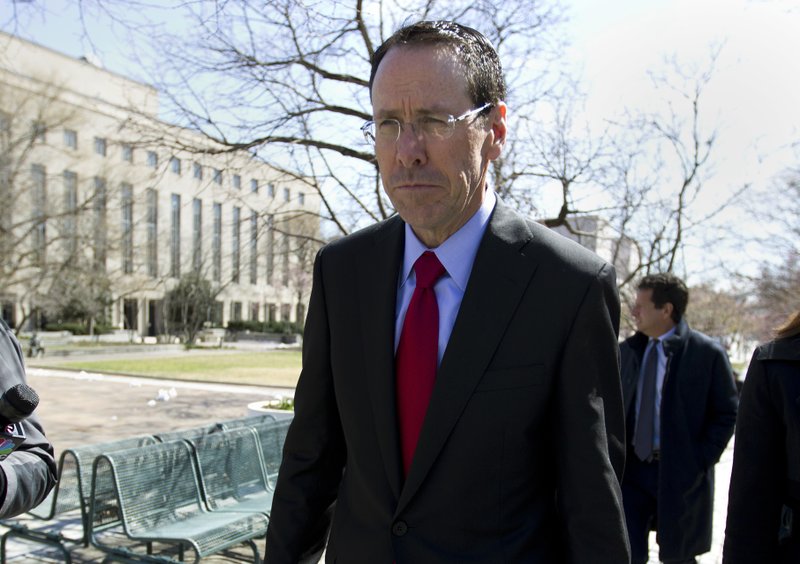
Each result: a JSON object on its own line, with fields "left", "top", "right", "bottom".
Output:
{"left": 215, "top": 412, "right": 280, "bottom": 431}
{"left": 250, "top": 418, "right": 292, "bottom": 486}
{"left": 0, "top": 435, "right": 157, "bottom": 563}
{"left": 89, "top": 440, "right": 268, "bottom": 563}
{"left": 151, "top": 413, "right": 278, "bottom": 443}
{"left": 188, "top": 427, "right": 274, "bottom": 517}
{"left": 153, "top": 424, "right": 218, "bottom": 443}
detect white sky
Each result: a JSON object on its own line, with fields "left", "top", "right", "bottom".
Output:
{"left": 566, "top": 0, "right": 800, "bottom": 194}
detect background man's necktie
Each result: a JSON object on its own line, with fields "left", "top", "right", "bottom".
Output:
{"left": 396, "top": 251, "right": 446, "bottom": 477}
{"left": 634, "top": 339, "right": 660, "bottom": 462}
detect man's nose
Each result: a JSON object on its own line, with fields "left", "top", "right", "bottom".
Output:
{"left": 395, "top": 124, "right": 427, "bottom": 168}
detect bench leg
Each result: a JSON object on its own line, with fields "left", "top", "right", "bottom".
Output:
{"left": 1, "top": 527, "right": 72, "bottom": 564}
{"left": 246, "top": 538, "right": 262, "bottom": 564}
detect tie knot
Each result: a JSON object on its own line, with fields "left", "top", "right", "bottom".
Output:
{"left": 413, "top": 251, "right": 445, "bottom": 289}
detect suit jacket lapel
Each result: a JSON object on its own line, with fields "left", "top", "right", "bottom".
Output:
{"left": 397, "top": 203, "right": 539, "bottom": 512}
{"left": 357, "top": 216, "right": 405, "bottom": 499}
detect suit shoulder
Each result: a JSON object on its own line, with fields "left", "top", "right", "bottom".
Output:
{"left": 521, "top": 217, "right": 611, "bottom": 277}
{"left": 686, "top": 328, "right": 726, "bottom": 352}
{"left": 319, "top": 216, "right": 403, "bottom": 259}
{"left": 756, "top": 335, "right": 800, "bottom": 362}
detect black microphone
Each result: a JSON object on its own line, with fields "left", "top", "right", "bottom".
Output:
{"left": 0, "top": 384, "right": 39, "bottom": 461}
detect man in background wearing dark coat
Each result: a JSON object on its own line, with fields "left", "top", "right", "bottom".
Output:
{"left": 621, "top": 273, "right": 738, "bottom": 563}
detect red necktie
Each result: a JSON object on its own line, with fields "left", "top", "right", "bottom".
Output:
{"left": 396, "top": 251, "right": 446, "bottom": 477}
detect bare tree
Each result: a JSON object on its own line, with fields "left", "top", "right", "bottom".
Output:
{"left": 744, "top": 165, "right": 800, "bottom": 339}
{"left": 78, "top": 0, "right": 567, "bottom": 238}
{"left": 595, "top": 49, "right": 750, "bottom": 294}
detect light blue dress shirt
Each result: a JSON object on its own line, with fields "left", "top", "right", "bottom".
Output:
{"left": 634, "top": 325, "right": 677, "bottom": 452}
{"left": 394, "top": 190, "right": 496, "bottom": 366}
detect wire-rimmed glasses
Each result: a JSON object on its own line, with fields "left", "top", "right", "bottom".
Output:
{"left": 361, "top": 103, "right": 493, "bottom": 145}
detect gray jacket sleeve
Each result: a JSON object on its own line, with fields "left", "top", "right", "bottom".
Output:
{"left": 0, "top": 319, "right": 57, "bottom": 518}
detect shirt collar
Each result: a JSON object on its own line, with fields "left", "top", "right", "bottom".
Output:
{"left": 649, "top": 326, "right": 677, "bottom": 354}
{"left": 400, "top": 189, "right": 496, "bottom": 290}
{"left": 654, "top": 325, "right": 677, "bottom": 342}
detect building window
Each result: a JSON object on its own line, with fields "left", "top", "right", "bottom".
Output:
{"left": 296, "top": 303, "right": 306, "bottom": 325}
{"left": 250, "top": 179, "right": 258, "bottom": 193}
{"left": 233, "top": 174, "right": 241, "bottom": 190}
{"left": 283, "top": 187, "right": 290, "bottom": 202}
{"left": 212, "top": 203, "right": 222, "bottom": 282}
{"left": 211, "top": 301, "right": 223, "bottom": 326}
{"left": 121, "top": 183, "right": 134, "bottom": 274}
{"left": 282, "top": 234, "right": 290, "bottom": 286}
{"left": 62, "top": 171, "right": 78, "bottom": 257}
{"left": 146, "top": 189, "right": 158, "bottom": 277}
{"left": 230, "top": 301, "right": 242, "bottom": 322}
{"left": 94, "top": 137, "right": 107, "bottom": 157}
{"left": 170, "top": 156, "right": 181, "bottom": 175}
{"left": 193, "top": 162, "right": 202, "bottom": 180}
{"left": 231, "top": 206, "right": 240, "bottom": 283}
{"left": 64, "top": 129, "right": 77, "bottom": 149}
{"left": 265, "top": 215, "right": 274, "bottom": 286}
{"left": 147, "top": 151, "right": 158, "bottom": 168}
{"left": 268, "top": 183, "right": 275, "bottom": 198}
{"left": 93, "top": 177, "right": 107, "bottom": 271}
{"left": 32, "top": 121, "right": 46, "bottom": 143}
{"left": 249, "top": 211, "right": 258, "bottom": 284}
{"left": 281, "top": 303, "right": 291, "bottom": 322}
{"left": 170, "top": 193, "right": 181, "bottom": 277}
{"left": 267, "top": 303, "right": 276, "bottom": 323}
{"left": 213, "top": 169, "right": 222, "bottom": 185}
{"left": 123, "top": 299, "right": 139, "bottom": 331}
{"left": 192, "top": 198, "right": 202, "bottom": 271}
{"left": 31, "top": 164, "right": 47, "bottom": 266}
{"left": 299, "top": 192, "right": 305, "bottom": 205}
{"left": 122, "top": 144, "right": 133, "bottom": 162}
{"left": 250, "top": 302, "right": 260, "bottom": 322}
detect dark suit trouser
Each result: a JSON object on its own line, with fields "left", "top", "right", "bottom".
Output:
{"left": 622, "top": 451, "right": 697, "bottom": 564}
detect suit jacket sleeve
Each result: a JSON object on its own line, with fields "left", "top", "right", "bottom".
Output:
{"left": 723, "top": 352, "right": 784, "bottom": 563}
{"left": 0, "top": 320, "right": 57, "bottom": 519}
{"left": 554, "top": 263, "right": 630, "bottom": 563}
{"left": 265, "top": 247, "right": 346, "bottom": 562}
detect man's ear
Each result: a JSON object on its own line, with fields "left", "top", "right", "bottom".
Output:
{"left": 662, "top": 302, "right": 674, "bottom": 321}
{"left": 486, "top": 102, "right": 507, "bottom": 160}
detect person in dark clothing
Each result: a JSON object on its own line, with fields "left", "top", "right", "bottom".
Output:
{"left": 620, "top": 273, "right": 738, "bottom": 563}
{"left": 264, "top": 20, "right": 629, "bottom": 564}
{"left": 723, "top": 310, "right": 800, "bottom": 563}
{"left": 0, "top": 318, "right": 57, "bottom": 518}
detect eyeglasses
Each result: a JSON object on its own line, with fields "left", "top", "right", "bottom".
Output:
{"left": 361, "top": 103, "right": 493, "bottom": 145}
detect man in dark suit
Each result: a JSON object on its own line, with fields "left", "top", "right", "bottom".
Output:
{"left": 265, "top": 20, "right": 630, "bottom": 563}
{"left": 620, "top": 273, "right": 738, "bottom": 564}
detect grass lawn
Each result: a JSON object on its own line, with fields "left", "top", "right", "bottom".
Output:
{"left": 40, "top": 350, "right": 302, "bottom": 388}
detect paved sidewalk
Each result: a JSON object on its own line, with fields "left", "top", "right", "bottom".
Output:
{"left": 26, "top": 367, "right": 291, "bottom": 449}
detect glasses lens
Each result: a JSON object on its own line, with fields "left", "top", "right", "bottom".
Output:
{"left": 361, "top": 122, "right": 376, "bottom": 144}
{"left": 376, "top": 119, "right": 401, "bottom": 142}
{"left": 418, "top": 115, "right": 452, "bottom": 139}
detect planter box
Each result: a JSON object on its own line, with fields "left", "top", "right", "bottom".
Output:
{"left": 247, "top": 400, "right": 294, "bottom": 421}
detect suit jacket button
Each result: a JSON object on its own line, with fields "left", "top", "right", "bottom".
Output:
{"left": 392, "top": 521, "right": 408, "bottom": 536}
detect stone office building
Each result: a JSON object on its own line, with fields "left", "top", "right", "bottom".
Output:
{"left": 0, "top": 31, "right": 320, "bottom": 337}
